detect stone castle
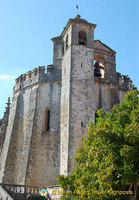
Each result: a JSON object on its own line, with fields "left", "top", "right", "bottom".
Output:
{"left": 0, "top": 15, "right": 136, "bottom": 188}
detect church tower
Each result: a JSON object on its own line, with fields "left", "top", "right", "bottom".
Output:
{"left": 0, "top": 15, "right": 135, "bottom": 191}
{"left": 60, "top": 15, "right": 96, "bottom": 175}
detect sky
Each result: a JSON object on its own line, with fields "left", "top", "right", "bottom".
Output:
{"left": 0, "top": 0, "right": 139, "bottom": 118}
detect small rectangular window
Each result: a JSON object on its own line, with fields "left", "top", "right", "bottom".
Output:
{"left": 47, "top": 110, "right": 50, "bottom": 131}
{"left": 43, "top": 108, "right": 50, "bottom": 132}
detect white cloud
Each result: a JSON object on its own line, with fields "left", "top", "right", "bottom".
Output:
{"left": 0, "top": 75, "right": 14, "bottom": 80}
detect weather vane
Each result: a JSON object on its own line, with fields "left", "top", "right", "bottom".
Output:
{"left": 76, "top": 5, "right": 80, "bottom": 15}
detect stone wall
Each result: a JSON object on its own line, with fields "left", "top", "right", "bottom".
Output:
{"left": 0, "top": 66, "right": 61, "bottom": 187}
{"left": 0, "top": 98, "right": 11, "bottom": 154}
{"left": 26, "top": 81, "right": 61, "bottom": 187}
{"left": 60, "top": 45, "right": 71, "bottom": 176}
{"left": 0, "top": 91, "right": 20, "bottom": 183}
{"left": 68, "top": 45, "right": 95, "bottom": 173}
{"left": 0, "top": 85, "right": 39, "bottom": 185}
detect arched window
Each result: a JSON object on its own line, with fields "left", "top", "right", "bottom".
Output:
{"left": 78, "top": 31, "right": 86, "bottom": 45}
{"left": 66, "top": 35, "right": 68, "bottom": 50}
{"left": 94, "top": 55, "right": 105, "bottom": 78}
{"left": 43, "top": 108, "right": 50, "bottom": 132}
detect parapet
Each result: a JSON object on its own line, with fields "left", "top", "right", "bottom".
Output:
{"left": 15, "top": 66, "right": 45, "bottom": 84}
{"left": 39, "top": 65, "right": 61, "bottom": 83}
{"left": 47, "top": 65, "right": 53, "bottom": 73}
{"left": 118, "top": 73, "right": 136, "bottom": 90}
{"left": 13, "top": 66, "right": 45, "bottom": 93}
{"left": 13, "top": 65, "right": 61, "bottom": 94}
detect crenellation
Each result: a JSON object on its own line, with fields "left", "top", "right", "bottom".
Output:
{"left": 47, "top": 64, "right": 54, "bottom": 73}
{"left": 16, "top": 66, "right": 46, "bottom": 83}
{"left": 38, "top": 66, "right": 45, "bottom": 74}
{"left": 121, "top": 75, "right": 130, "bottom": 90}
{"left": 13, "top": 66, "right": 46, "bottom": 93}
{"left": 33, "top": 68, "right": 38, "bottom": 76}
{"left": 117, "top": 73, "right": 135, "bottom": 91}
{"left": 27, "top": 71, "right": 32, "bottom": 78}
{"left": 13, "top": 65, "right": 62, "bottom": 95}
{"left": 129, "top": 80, "right": 133, "bottom": 88}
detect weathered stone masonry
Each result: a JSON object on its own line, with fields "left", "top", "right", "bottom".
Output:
{"left": 0, "top": 15, "right": 136, "bottom": 187}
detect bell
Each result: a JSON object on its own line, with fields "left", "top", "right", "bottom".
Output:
{"left": 79, "top": 38, "right": 85, "bottom": 45}
{"left": 94, "top": 68, "right": 102, "bottom": 77}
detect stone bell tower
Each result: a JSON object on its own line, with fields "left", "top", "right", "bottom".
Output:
{"left": 60, "top": 15, "right": 96, "bottom": 175}
{"left": 0, "top": 14, "right": 136, "bottom": 192}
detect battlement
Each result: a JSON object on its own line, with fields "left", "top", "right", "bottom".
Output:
{"left": 118, "top": 73, "right": 136, "bottom": 90}
{"left": 13, "top": 66, "right": 45, "bottom": 93}
{"left": 13, "top": 65, "right": 61, "bottom": 94}
{"left": 15, "top": 66, "right": 45, "bottom": 84}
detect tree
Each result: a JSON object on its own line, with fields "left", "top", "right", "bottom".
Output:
{"left": 57, "top": 89, "right": 139, "bottom": 200}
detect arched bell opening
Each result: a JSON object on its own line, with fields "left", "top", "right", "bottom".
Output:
{"left": 78, "top": 30, "right": 86, "bottom": 46}
{"left": 94, "top": 55, "right": 105, "bottom": 78}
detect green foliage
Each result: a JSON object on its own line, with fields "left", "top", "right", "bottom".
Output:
{"left": 57, "top": 89, "right": 139, "bottom": 200}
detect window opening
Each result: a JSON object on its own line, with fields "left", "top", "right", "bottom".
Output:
{"left": 43, "top": 108, "right": 50, "bottom": 132}
{"left": 66, "top": 35, "right": 68, "bottom": 50}
{"left": 81, "top": 122, "right": 84, "bottom": 127}
{"left": 94, "top": 60, "right": 104, "bottom": 78}
{"left": 47, "top": 110, "right": 50, "bottom": 131}
{"left": 78, "top": 31, "right": 86, "bottom": 45}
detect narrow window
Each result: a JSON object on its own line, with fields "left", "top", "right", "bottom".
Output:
{"left": 78, "top": 31, "right": 86, "bottom": 45}
{"left": 66, "top": 35, "right": 68, "bottom": 49}
{"left": 43, "top": 108, "right": 50, "bottom": 132}
{"left": 47, "top": 110, "right": 50, "bottom": 131}
{"left": 81, "top": 122, "right": 84, "bottom": 128}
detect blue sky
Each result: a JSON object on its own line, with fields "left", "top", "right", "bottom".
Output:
{"left": 0, "top": 0, "right": 139, "bottom": 118}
